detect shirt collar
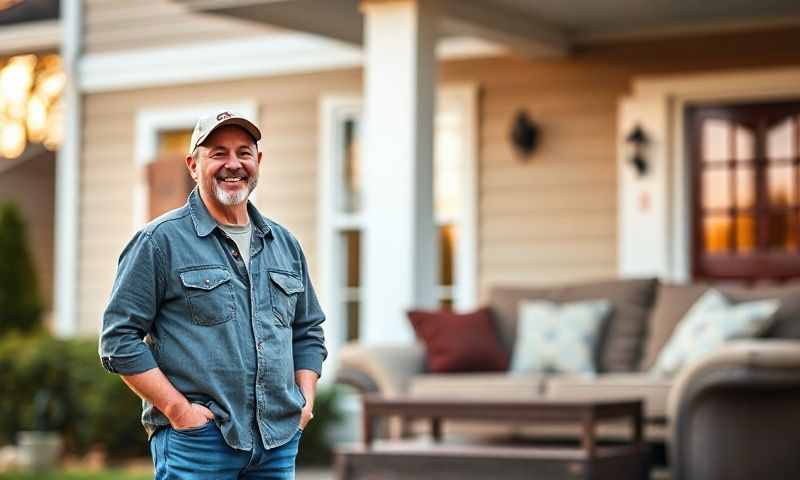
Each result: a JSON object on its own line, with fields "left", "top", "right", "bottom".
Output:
{"left": 188, "top": 187, "right": 272, "bottom": 239}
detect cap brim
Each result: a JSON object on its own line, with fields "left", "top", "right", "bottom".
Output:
{"left": 194, "top": 117, "right": 262, "bottom": 151}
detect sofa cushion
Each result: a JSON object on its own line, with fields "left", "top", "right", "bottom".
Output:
{"left": 544, "top": 373, "right": 672, "bottom": 420}
{"left": 510, "top": 299, "right": 612, "bottom": 374}
{"left": 650, "top": 289, "right": 780, "bottom": 376}
{"left": 641, "top": 282, "right": 800, "bottom": 370}
{"left": 490, "top": 278, "right": 658, "bottom": 373}
{"left": 408, "top": 372, "right": 546, "bottom": 400}
{"left": 408, "top": 307, "right": 509, "bottom": 373}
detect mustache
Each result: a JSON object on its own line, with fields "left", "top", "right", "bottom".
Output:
{"left": 215, "top": 169, "right": 248, "bottom": 179}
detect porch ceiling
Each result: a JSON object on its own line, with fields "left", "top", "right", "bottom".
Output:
{"left": 181, "top": 0, "right": 800, "bottom": 57}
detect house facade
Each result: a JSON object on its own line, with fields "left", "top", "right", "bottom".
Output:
{"left": 4, "top": 1, "right": 800, "bottom": 380}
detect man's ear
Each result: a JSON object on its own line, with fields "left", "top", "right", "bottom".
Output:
{"left": 257, "top": 151, "right": 262, "bottom": 166}
{"left": 185, "top": 153, "right": 198, "bottom": 182}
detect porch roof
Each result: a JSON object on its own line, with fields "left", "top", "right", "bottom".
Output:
{"left": 179, "top": 0, "right": 800, "bottom": 58}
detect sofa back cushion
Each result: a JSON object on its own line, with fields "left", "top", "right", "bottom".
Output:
{"left": 489, "top": 278, "right": 658, "bottom": 373}
{"left": 640, "top": 281, "right": 800, "bottom": 370}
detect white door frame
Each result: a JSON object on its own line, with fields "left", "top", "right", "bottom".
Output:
{"left": 132, "top": 101, "right": 259, "bottom": 230}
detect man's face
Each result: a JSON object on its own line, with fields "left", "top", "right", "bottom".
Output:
{"left": 188, "top": 125, "right": 261, "bottom": 208}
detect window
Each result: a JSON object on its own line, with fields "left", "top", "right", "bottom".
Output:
{"left": 320, "top": 88, "right": 478, "bottom": 346}
{"left": 689, "top": 101, "right": 800, "bottom": 281}
{"left": 146, "top": 130, "right": 194, "bottom": 221}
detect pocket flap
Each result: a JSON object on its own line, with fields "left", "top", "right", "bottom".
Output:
{"left": 269, "top": 271, "right": 304, "bottom": 295}
{"left": 180, "top": 267, "right": 231, "bottom": 290}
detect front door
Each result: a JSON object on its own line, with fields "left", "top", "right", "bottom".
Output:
{"left": 688, "top": 100, "right": 800, "bottom": 281}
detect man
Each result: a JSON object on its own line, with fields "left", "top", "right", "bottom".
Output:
{"left": 99, "top": 111, "right": 327, "bottom": 479}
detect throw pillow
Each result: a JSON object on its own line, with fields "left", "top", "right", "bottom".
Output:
{"left": 407, "top": 307, "right": 509, "bottom": 373}
{"left": 651, "top": 289, "right": 780, "bottom": 376}
{"left": 510, "top": 299, "right": 612, "bottom": 375}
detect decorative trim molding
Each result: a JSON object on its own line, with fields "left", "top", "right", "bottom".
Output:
{"left": 0, "top": 20, "right": 60, "bottom": 56}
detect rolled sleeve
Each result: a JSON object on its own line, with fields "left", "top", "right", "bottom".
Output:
{"left": 291, "top": 243, "right": 328, "bottom": 378}
{"left": 99, "top": 231, "right": 165, "bottom": 376}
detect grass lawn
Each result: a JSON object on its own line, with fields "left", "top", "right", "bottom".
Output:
{"left": 0, "top": 471, "right": 151, "bottom": 480}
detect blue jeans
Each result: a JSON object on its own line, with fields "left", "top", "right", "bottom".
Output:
{"left": 149, "top": 421, "right": 303, "bottom": 479}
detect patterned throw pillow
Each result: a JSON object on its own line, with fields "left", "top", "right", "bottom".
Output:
{"left": 651, "top": 289, "right": 780, "bottom": 376}
{"left": 510, "top": 300, "right": 612, "bottom": 375}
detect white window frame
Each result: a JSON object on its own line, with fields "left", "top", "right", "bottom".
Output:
{"left": 133, "top": 101, "right": 259, "bottom": 230}
{"left": 318, "top": 85, "right": 479, "bottom": 379}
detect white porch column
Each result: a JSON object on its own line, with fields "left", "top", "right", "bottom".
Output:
{"left": 360, "top": 0, "right": 439, "bottom": 344}
{"left": 54, "top": 0, "right": 82, "bottom": 337}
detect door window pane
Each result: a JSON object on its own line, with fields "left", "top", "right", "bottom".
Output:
{"left": 736, "top": 165, "right": 755, "bottom": 209}
{"left": 702, "top": 119, "right": 730, "bottom": 162}
{"left": 767, "top": 116, "right": 796, "bottom": 161}
{"left": 702, "top": 168, "right": 731, "bottom": 210}
{"left": 703, "top": 215, "right": 731, "bottom": 253}
{"left": 340, "top": 230, "right": 361, "bottom": 340}
{"left": 768, "top": 166, "right": 796, "bottom": 208}
{"left": 735, "top": 126, "right": 755, "bottom": 162}
{"left": 766, "top": 208, "right": 798, "bottom": 251}
{"left": 735, "top": 211, "right": 756, "bottom": 253}
{"left": 435, "top": 111, "right": 463, "bottom": 220}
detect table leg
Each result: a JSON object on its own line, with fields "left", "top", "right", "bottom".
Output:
{"left": 632, "top": 408, "right": 644, "bottom": 447}
{"left": 362, "top": 403, "right": 373, "bottom": 448}
{"left": 431, "top": 417, "right": 442, "bottom": 442}
{"left": 581, "top": 414, "right": 596, "bottom": 459}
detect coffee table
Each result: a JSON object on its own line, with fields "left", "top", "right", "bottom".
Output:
{"left": 335, "top": 395, "right": 648, "bottom": 480}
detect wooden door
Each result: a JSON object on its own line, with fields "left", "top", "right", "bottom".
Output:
{"left": 688, "top": 101, "right": 800, "bottom": 281}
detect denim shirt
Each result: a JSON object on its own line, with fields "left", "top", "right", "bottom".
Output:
{"left": 99, "top": 187, "right": 327, "bottom": 451}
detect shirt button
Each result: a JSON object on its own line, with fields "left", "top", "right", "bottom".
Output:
{"left": 204, "top": 279, "right": 210, "bottom": 286}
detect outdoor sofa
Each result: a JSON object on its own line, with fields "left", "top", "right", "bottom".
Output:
{"left": 334, "top": 278, "right": 800, "bottom": 472}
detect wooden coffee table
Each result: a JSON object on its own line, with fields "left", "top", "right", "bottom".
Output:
{"left": 335, "top": 395, "right": 648, "bottom": 480}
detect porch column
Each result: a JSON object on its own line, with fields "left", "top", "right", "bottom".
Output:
{"left": 360, "top": 0, "right": 439, "bottom": 344}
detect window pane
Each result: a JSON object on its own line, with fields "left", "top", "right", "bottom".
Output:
{"left": 435, "top": 111, "right": 464, "bottom": 220}
{"left": 703, "top": 215, "right": 731, "bottom": 253}
{"left": 702, "top": 119, "right": 730, "bottom": 162}
{"left": 343, "top": 230, "right": 361, "bottom": 288}
{"left": 340, "top": 118, "right": 361, "bottom": 214}
{"left": 702, "top": 168, "right": 731, "bottom": 209}
{"left": 766, "top": 208, "right": 798, "bottom": 251}
{"left": 346, "top": 301, "right": 359, "bottom": 341}
{"left": 735, "top": 126, "right": 755, "bottom": 162}
{"left": 767, "top": 116, "right": 796, "bottom": 161}
{"left": 736, "top": 165, "right": 755, "bottom": 209}
{"left": 439, "top": 224, "right": 456, "bottom": 287}
{"left": 158, "top": 130, "right": 192, "bottom": 155}
{"left": 768, "top": 165, "right": 796, "bottom": 207}
{"left": 735, "top": 211, "right": 756, "bottom": 253}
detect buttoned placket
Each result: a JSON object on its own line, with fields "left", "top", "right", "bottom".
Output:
{"left": 219, "top": 228, "right": 270, "bottom": 448}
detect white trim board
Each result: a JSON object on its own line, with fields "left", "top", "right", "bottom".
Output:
{"left": 133, "top": 101, "right": 259, "bottom": 230}
{"left": 617, "top": 67, "right": 800, "bottom": 282}
{"left": 79, "top": 33, "right": 505, "bottom": 93}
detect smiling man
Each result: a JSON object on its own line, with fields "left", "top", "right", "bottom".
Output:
{"left": 99, "top": 111, "right": 327, "bottom": 479}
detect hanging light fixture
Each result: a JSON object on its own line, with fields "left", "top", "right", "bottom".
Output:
{"left": 0, "top": 53, "right": 65, "bottom": 160}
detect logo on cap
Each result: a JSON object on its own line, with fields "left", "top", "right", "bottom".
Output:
{"left": 216, "top": 111, "right": 233, "bottom": 121}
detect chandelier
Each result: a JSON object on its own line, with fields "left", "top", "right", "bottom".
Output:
{"left": 0, "top": 53, "right": 65, "bottom": 159}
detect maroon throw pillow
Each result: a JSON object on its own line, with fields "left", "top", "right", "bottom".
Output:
{"left": 407, "top": 307, "right": 509, "bottom": 373}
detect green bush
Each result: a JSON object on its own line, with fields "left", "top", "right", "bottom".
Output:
{"left": 0, "top": 332, "right": 345, "bottom": 462}
{"left": 0, "top": 333, "right": 147, "bottom": 458}
{"left": 0, "top": 202, "right": 44, "bottom": 336}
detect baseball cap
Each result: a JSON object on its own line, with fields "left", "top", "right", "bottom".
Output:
{"left": 188, "top": 110, "right": 262, "bottom": 154}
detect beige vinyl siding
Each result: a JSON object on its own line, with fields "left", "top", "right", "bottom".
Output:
{"left": 78, "top": 25, "right": 800, "bottom": 334}
{"left": 78, "top": 70, "right": 360, "bottom": 335}
{"left": 83, "top": 0, "right": 282, "bottom": 54}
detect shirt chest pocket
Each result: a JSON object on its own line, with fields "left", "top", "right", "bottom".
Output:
{"left": 268, "top": 270, "right": 304, "bottom": 327}
{"left": 179, "top": 267, "right": 235, "bottom": 326}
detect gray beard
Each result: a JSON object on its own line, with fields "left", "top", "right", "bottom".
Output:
{"left": 210, "top": 176, "right": 258, "bottom": 206}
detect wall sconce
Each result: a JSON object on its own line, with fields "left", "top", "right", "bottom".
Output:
{"left": 625, "top": 124, "right": 649, "bottom": 176}
{"left": 510, "top": 110, "right": 539, "bottom": 160}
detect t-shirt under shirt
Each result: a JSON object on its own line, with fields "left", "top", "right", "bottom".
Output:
{"left": 219, "top": 219, "right": 253, "bottom": 270}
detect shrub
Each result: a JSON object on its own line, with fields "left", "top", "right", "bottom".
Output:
{"left": 0, "top": 202, "right": 44, "bottom": 336}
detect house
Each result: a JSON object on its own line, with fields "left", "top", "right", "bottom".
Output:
{"left": 3, "top": 0, "right": 800, "bottom": 383}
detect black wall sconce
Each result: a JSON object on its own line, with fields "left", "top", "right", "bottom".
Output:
{"left": 626, "top": 124, "right": 649, "bottom": 176}
{"left": 510, "top": 110, "right": 539, "bottom": 160}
